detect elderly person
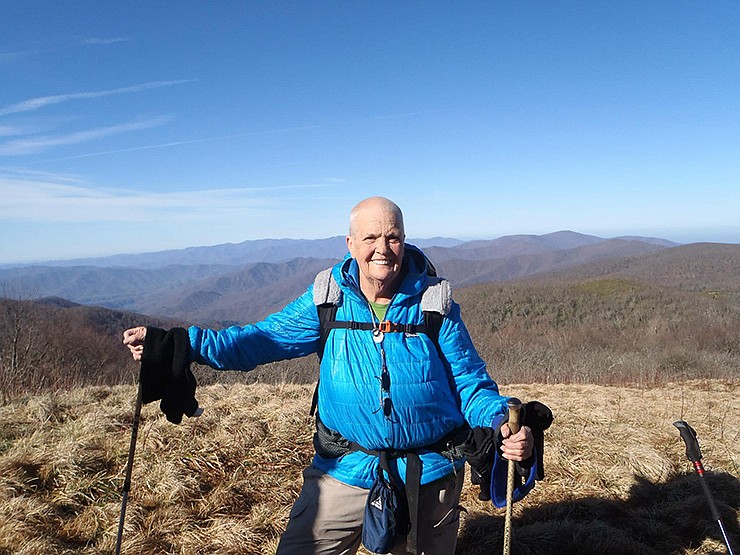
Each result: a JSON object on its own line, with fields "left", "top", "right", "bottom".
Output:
{"left": 124, "top": 196, "right": 533, "bottom": 555}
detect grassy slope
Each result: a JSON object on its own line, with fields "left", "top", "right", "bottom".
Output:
{"left": 1, "top": 381, "right": 737, "bottom": 555}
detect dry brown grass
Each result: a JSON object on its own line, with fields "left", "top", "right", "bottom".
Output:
{"left": 1, "top": 380, "right": 738, "bottom": 555}
{"left": 456, "top": 381, "right": 739, "bottom": 555}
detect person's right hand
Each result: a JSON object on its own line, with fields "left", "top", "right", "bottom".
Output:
{"left": 500, "top": 424, "right": 533, "bottom": 462}
{"left": 123, "top": 326, "right": 147, "bottom": 362}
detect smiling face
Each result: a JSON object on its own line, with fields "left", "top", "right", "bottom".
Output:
{"left": 346, "top": 197, "right": 406, "bottom": 302}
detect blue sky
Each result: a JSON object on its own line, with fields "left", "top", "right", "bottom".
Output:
{"left": 1, "top": 1, "right": 739, "bottom": 264}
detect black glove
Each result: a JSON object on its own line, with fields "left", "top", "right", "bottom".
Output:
{"left": 141, "top": 326, "right": 200, "bottom": 424}
{"left": 521, "top": 401, "right": 553, "bottom": 480}
{"left": 461, "top": 426, "right": 498, "bottom": 501}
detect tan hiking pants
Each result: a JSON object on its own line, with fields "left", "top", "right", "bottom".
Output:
{"left": 276, "top": 465, "right": 465, "bottom": 555}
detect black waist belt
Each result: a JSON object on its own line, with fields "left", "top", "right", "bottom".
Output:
{"left": 313, "top": 416, "right": 469, "bottom": 554}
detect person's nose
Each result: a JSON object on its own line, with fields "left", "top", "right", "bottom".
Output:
{"left": 375, "top": 237, "right": 391, "bottom": 253}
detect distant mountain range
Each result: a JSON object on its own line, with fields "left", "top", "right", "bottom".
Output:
{"left": 3, "top": 230, "right": 737, "bottom": 327}
{"left": 4, "top": 235, "right": 466, "bottom": 270}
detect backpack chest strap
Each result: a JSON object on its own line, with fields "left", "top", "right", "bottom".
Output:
{"left": 323, "top": 320, "right": 431, "bottom": 335}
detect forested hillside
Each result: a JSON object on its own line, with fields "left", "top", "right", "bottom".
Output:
{"left": 458, "top": 277, "right": 738, "bottom": 386}
{"left": 1, "top": 242, "right": 737, "bottom": 402}
{"left": 0, "top": 298, "right": 177, "bottom": 403}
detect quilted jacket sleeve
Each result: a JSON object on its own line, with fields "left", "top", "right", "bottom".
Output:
{"left": 438, "top": 301, "right": 509, "bottom": 428}
{"left": 188, "top": 288, "right": 321, "bottom": 371}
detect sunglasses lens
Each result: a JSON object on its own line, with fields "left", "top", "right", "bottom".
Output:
{"left": 383, "top": 397, "right": 393, "bottom": 417}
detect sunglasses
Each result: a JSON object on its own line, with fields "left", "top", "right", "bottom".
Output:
{"left": 373, "top": 346, "right": 396, "bottom": 421}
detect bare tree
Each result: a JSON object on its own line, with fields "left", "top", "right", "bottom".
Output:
{"left": 0, "top": 286, "right": 50, "bottom": 403}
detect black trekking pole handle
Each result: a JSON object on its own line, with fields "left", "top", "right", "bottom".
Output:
{"left": 116, "top": 379, "right": 143, "bottom": 555}
{"left": 674, "top": 420, "right": 703, "bottom": 463}
{"left": 673, "top": 420, "right": 735, "bottom": 555}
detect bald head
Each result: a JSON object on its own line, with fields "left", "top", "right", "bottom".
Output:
{"left": 346, "top": 197, "right": 406, "bottom": 301}
{"left": 349, "top": 197, "right": 405, "bottom": 238}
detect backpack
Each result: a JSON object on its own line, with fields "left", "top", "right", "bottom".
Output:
{"left": 310, "top": 265, "right": 452, "bottom": 416}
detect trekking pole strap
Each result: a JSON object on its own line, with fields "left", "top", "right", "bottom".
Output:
{"left": 405, "top": 452, "right": 422, "bottom": 554}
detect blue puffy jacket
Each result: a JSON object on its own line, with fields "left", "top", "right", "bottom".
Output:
{"left": 188, "top": 244, "right": 509, "bottom": 488}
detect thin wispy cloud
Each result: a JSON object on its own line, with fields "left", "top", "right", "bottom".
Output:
{"left": 368, "top": 112, "right": 422, "bottom": 121}
{"left": 0, "top": 49, "right": 53, "bottom": 63}
{"left": 0, "top": 125, "right": 30, "bottom": 137}
{"left": 0, "top": 36, "right": 130, "bottom": 65}
{"left": 0, "top": 175, "right": 339, "bottom": 223}
{"left": 82, "top": 37, "right": 131, "bottom": 45}
{"left": 0, "top": 80, "right": 194, "bottom": 116}
{"left": 29, "top": 123, "right": 328, "bottom": 163}
{"left": 32, "top": 136, "right": 241, "bottom": 162}
{"left": 0, "top": 167, "right": 86, "bottom": 184}
{"left": 0, "top": 117, "right": 172, "bottom": 156}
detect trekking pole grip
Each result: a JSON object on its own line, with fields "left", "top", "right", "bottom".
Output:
{"left": 507, "top": 398, "right": 522, "bottom": 435}
{"left": 503, "top": 397, "right": 522, "bottom": 555}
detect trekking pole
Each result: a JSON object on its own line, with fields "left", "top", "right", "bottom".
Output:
{"left": 673, "top": 420, "right": 735, "bottom": 555}
{"left": 503, "top": 397, "right": 522, "bottom": 555}
{"left": 116, "top": 378, "right": 143, "bottom": 555}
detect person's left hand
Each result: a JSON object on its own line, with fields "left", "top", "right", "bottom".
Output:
{"left": 500, "top": 424, "right": 533, "bottom": 461}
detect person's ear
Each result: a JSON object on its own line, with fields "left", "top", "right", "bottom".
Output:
{"left": 346, "top": 235, "right": 355, "bottom": 258}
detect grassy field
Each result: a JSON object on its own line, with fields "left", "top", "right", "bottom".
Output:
{"left": 2, "top": 237, "right": 737, "bottom": 554}
{"left": 1, "top": 380, "right": 737, "bottom": 555}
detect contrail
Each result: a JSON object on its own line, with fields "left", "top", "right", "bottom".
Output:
{"left": 29, "top": 124, "right": 326, "bottom": 163}
{"left": 82, "top": 37, "right": 131, "bottom": 45}
{"left": 0, "top": 117, "right": 171, "bottom": 156}
{"left": 0, "top": 80, "right": 194, "bottom": 116}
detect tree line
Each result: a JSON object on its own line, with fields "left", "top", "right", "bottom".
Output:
{"left": 2, "top": 275, "right": 738, "bottom": 404}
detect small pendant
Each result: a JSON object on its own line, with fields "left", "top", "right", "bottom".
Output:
{"left": 373, "top": 329, "right": 384, "bottom": 343}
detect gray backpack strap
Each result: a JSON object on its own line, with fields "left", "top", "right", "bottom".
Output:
{"left": 421, "top": 276, "right": 452, "bottom": 316}
{"left": 311, "top": 267, "right": 341, "bottom": 417}
{"left": 313, "top": 267, "right": 342, "bottom": 306}
{"left": 315, "top": 267, "right": 449, "bottom": 313}
{"left": 421, "top": 277, "right": 453, "bottom": 396}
